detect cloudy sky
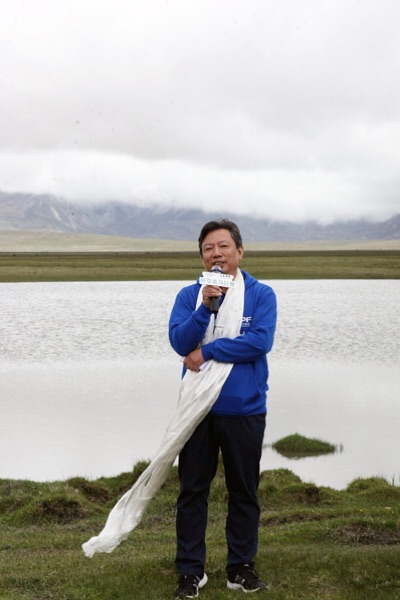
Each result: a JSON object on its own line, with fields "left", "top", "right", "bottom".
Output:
{"left": 0, "top": 0, "right": 399, "bottom": 223}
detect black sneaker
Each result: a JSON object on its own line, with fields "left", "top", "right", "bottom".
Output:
{"left": 174, "top": 573, "right": 208, "bottom": 598}
{"left": 227, "top": 564, "right": 268, "bottom": 593}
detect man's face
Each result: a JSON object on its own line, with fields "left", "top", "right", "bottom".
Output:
{"left": 201, "top": 228, "right": 244, "bottom": 277}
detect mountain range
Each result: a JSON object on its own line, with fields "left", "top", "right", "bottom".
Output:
{"left": 0, "top": 191, "right": 399, "bottom": 243}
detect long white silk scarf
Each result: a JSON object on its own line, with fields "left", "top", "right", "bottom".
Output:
{"left": 82, "top": 270, "right": 244, "bottom": 557}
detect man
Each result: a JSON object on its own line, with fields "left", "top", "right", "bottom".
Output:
{"left": 168, "top": 219, "right": 277, "bottom": 598}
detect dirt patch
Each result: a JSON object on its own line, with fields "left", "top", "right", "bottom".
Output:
{"left": 331, "top": 524, "right": 400, "bottom": 545}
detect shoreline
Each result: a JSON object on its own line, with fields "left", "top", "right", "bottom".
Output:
{"left": 1, "top": 248, "right": 399, "bottom": 281}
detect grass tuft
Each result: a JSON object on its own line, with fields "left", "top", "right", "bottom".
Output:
{"left": 33, "top": 495, "right": 88, "bottom": 524}
{"left": 271, "top": 433, "right": 337, "bottom": 457}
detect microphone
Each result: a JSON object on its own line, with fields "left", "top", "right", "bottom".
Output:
{"left": 210, "top": 265, "right": 222, "bottom": 314}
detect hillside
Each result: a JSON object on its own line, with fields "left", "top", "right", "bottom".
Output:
{"left": 1, "top": 191, "right": 399, "bottom": 244}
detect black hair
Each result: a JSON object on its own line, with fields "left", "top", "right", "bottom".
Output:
{"left": 198, "top": 219, "right": 243, "bottom": 256}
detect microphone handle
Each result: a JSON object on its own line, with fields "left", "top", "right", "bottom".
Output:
{"left": 210, "top": 296, "right": 220, "bottom": 314}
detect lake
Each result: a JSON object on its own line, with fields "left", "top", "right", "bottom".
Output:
{"left": 0, "top": 279, "right": 399, "bottom": 490}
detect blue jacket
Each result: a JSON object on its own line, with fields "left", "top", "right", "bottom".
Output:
{"left": 169, "top": 270, "right": 277, "bottom": 416}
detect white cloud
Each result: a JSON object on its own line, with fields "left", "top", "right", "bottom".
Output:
{"left": 0, "top": 0, "right": 399, "bottom": 222}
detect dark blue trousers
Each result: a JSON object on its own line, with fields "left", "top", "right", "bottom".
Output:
{"left": 175, "top": 412, "right": 266, "bottom": 576}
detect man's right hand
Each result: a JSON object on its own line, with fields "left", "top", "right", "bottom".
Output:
{"left": 202, "top": 285, "right": 222, "bottom": 310}
{"left": 183, "top": 348, "right": 206, "bottom": 372}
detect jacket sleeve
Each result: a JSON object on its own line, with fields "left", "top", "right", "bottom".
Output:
{"left": 168, "top": 285, "right": 212, "bottom": 356}
{"left": 201, "top": 285, "right": 277, "bottom": 363}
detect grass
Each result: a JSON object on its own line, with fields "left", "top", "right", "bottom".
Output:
{"left": 271, "top": 434, "right": 337, "bottom": 458}
{"left": 1, "top": 463, "right": 400, "bottom": 599}
{"left": 0, "top": 249, "right": 399, "bottom": 282}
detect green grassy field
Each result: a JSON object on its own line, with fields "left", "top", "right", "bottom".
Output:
{"left": 1, "top": 463, "right": 400, "bottom": 599}
{"left": 1, "top": 250, "right": 399, "bottom": 281}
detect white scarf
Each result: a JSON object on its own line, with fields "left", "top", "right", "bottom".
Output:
{"left": 82, "top": 270, "right": 244, "bottom": 557}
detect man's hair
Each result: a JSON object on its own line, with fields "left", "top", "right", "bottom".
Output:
{"left": 198, "top": 219, "right": 243, "bottom": 256}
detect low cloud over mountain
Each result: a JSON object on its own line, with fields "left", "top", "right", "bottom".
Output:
{"left": 1, "top": 191, "right": 399, "bottom": 243}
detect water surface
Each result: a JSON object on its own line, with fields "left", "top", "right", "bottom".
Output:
{"left": 1, "top": 280, "right": 399, "bottom": 489}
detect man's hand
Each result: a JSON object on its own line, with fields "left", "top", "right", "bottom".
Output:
{"left": 184, "top": 348, "right": 206, "bottom": 372}
{"left": 202, "top": 285, "right": 222, "bottom": 310}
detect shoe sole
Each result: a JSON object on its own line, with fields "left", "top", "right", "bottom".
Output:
{"left": 227, "top": 580, "right": 268, "bottom": 593}
{"left": 198, "top": 573, "right": 208, "bottom": 590}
